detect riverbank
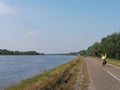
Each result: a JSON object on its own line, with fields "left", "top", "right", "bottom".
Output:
{"left": 5, "top": 56, "right": 86, "bottom": 90}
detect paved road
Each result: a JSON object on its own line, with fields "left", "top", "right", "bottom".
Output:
{"left": 85, "top": 57, "right": 120, "bottom": 90}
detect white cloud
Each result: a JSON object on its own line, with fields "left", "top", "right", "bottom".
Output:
{"left": 0, "top": 3, "right": 17, "bottom": 15}
{"left": 0, "top": 3, "right": 36, "bottom": 21}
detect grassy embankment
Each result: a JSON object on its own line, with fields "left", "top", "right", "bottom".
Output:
{"left": 107, "top": 58, "right": 120, "bottom": 67}
{"left": 5, "top": 56, "right": 87, "bottom": 90}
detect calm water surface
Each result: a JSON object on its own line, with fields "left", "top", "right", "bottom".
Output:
{"left": 0, "top": 55, "right": 75, "bottom": 89}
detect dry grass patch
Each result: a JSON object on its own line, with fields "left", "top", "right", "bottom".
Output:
{"left": 79, "top": 58, "right": 89, "bottom": 90}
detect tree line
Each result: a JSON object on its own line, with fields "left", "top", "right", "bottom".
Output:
{"left": 0, "top": 49, "right": 44, "bottom": 55}
{"left": 79, "top": 32, "right": 120, "bottom": 59}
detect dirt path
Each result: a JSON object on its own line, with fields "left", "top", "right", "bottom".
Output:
{"left": 73, "top": 57, "right": 88, "bottom": 90}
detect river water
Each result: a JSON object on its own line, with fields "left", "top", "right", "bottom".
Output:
{"left": 0, "top": 55, "right": 75, "bottom": 89}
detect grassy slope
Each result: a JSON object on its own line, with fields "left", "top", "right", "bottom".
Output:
{"left": 5, "top": 56, "right": 82, "bottom": 90}
{"left": 107, "top": 58, "right": 120, "bottom": 67}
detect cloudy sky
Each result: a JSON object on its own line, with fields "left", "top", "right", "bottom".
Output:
{"left": 0, "top": 0, "right": 120, "bottom": 53}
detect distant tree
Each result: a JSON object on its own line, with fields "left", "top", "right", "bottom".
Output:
{"left": 79, "top": 32, "right": 120, "bottom": 59}
{"left": 0, "top": 49, "right": 43, "bottom": 55}
{"left": 79, "top": 50, "right": 86, "bottom": 55}
{"left": 101, "top": 32, "right": 120, "bottom": 58}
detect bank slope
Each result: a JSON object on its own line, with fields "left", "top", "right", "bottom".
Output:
{"left": 5, "top": 57, "right": 82, "bottom": 90}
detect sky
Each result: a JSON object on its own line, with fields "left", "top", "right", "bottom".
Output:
{"left": 0, "top": 0, "right": 120, "bottom": 53}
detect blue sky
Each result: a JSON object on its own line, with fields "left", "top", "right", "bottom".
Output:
{"left": 0, "top": 0, "right": 120, "bottom": 53}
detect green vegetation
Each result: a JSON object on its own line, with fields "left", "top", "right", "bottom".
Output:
{"left": 64, "top": 52, "right": 79, "bottom": 55}
{"left": 0, "top": 49, "right": 44, "bottom": 55}
{"left": 5, "top": 57, "right": 82, "bottom": 90}
{"left": 79, "top": 32, "right": 120, "bottom": 59}
{"left": 107, "top": 58, "right": 120, "bottom": 67}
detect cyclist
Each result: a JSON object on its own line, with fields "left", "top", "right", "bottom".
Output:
{"left": 101, "top": 53, "right": 107, "bottom": 66}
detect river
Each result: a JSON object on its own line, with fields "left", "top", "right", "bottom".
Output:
{"left": 0, "top": 55, "right": 75, "bottom": 89}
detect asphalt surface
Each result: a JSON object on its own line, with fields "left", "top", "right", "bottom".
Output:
{"left": 85, "top": 57, "right": 120, "bottom": 90}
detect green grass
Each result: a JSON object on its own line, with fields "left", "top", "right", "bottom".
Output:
{"left": 5, "top": 56, "right": 82, "bottom": 90}
{"left": 107, "top": 58, "right": 120, "bottom": 67}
